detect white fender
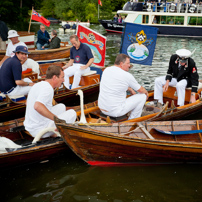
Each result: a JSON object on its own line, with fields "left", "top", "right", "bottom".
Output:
{"left": 32, "top": 127, "right": 61, "bottom": 144}
{"left": 0, "top": 137, "right": 22, "bottom": 153}
{"left": 77, "top": 89, "right": 87, "bottom": 123}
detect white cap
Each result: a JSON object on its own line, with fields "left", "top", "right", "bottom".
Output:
{"left": 176, "top": 49, "right": 192, "bottom": 59}
{"left": 8, "top": 30, "right": 19, "bottom": 39}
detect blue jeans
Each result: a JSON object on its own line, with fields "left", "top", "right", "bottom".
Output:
{"left": 36, "top": 43, "right": 49, "bottom": 50}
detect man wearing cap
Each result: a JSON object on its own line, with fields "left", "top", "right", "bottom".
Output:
{"left": 0, "top": 45, "right": 34, "bottom": 96}
{"left": 154, "top": 49, "right": 199, "bottom": 106}
{"left": 0, "top": 30, "right": 27, "bottom": 66}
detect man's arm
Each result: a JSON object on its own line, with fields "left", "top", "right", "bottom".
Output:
{"left": 0, "top": 55, "right": 9, "bottom": 66}
{"left": 15, "top": 80, "right": 34, "bottom": 86}
{"left": 137, "top": 86, "right": 148, "bottom": 99}
{"left": 62, "top": 59, "right": 74, "bottom": 69}
{"left": 80, "top": 58, "right": 94, "bottom": 70}
{"left": 34, "top": 101, "right": 55, "bottom": 120}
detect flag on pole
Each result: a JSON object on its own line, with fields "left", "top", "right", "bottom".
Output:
{"left": 76, "top": 24, "right": 106, "bottom": 67}
{"left": 120, "top": 23, "right": 158, "bottom": 66}
{"left": 31, "top": 10, "right": 50, "bottom": 27}
{"left": 98, "top": 0, "right": 102, "bottom": 6}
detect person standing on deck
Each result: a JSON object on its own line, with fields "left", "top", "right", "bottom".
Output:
{"left": 0, "top": 46, "right": 34, "bottom": 96}
{"left": 62, "top": 35, "right": 94, "bottom": 89}
{"left": 98, "top": 53, "right": 148, "bottom": 120}
{"left": 36, "top": 24, "right": 50, "bottom": 50}
{"left": 154, "top": 49, "right": 199, "bottom": 106}
{"left": 24, "top": 65, "right": 77, "bottom": 138}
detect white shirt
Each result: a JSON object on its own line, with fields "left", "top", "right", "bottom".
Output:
{"left": 24, "top": 81, "right": 54, "bottom": 133}
{"left": 98, "top": 66, "right": 141, "bottom": 113}
{"left": 6, "top": 41, "right": 27, "bottom": 57}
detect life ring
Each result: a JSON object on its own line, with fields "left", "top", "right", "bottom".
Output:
{"left": 189, "top": 4, "right": 197, "bottom": 13}
{"left": 22, "top": 68, "right": 32, "bottom": 74}
{"left": 169, "top": 3, "right": 176, "bottom": 12}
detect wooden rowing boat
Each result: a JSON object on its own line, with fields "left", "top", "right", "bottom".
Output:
{"left": 55, "top": 118, "right": 202, "bottom": 165}
{"left": 0, "top": 42, "right": 72, "bottom": 63}
{"left": 0, "top": 101, "right": 101, "bottom": 169}
{"left": 0, "top": 62, "right": 102, "bottom": 122}
{"left": 65, "top": 85, "right": 202, "bottom": 123}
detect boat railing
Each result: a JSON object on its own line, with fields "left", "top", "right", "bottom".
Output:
{"left": 123, "top": 2, "right": 202, "bottom": 14}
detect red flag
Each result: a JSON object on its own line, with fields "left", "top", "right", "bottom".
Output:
{"left": 98, "top": 0, "right": 102, "bottom": 6}
{"left": 31, "top": 10, "right": 50, "bottom": 27}
{"left": 77, "top": 24, "right": 106, "bottom": 67}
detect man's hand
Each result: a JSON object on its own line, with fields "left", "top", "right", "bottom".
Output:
{"left": 163, "top": 80, "right": 169, "bottom": 92}
{"left": 80, "top": 65, "right": 87, "bottom": 70}
{"left": 128, "top": 87, "right": 136, "bottom": 95}
{"left": 190, "top": 93, "right": 196, "bottom": 104}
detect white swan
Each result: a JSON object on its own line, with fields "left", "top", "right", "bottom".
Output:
{"left": 77, "top": 89, "right": 87, "bottom": 123}
{"left": 32, "top": 127, "right": 61, "bottom": 144}
{"left": 0, "top": 137, "right": 22, "bottom": 153}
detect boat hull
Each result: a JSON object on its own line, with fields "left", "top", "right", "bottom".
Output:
{"left": 56, "top": 120, "right": 202, "bottom": 166}
{"left": 99, "top": 20, "right": 202, "bottom": 37}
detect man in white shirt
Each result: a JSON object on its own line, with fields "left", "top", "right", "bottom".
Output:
{"left": 98, "top": 53, "right": 148, "bottom": 120}
{"left": 24, "top": 65, "right": 77, "bottom": 138}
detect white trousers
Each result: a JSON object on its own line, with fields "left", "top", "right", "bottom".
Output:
{"left": 63, "top": 63, "right": 90, "bottom": 89}
{"left": 30, "top": 103, "right": 77, "bottom": 138}
{"left": 102, "top": 94, "right": 147, "bottom": 120}
{"left": 8, "top": 78, "right": 33, "bottom": 96}
{"left": 154, "top": 76, "right": 187, "bottom": 106}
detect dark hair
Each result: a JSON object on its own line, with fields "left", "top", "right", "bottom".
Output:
{"left": 114, "top": 54, "right": 130, "bottom": 65}
{"left": 70, "top": 34, "right": 79, "bottom": 41}
{"left": 46, "top": 65, "right": 63, "bottom": 79}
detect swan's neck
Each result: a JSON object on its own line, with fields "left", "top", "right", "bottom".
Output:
{"left": 79, "top": 92, "right": 87, "bottom": 123}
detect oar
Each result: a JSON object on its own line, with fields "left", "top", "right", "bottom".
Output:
{"left": 154, "top": 128, "right": 202, "bottom": 135}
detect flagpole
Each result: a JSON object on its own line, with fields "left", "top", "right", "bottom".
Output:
{"left": 28, "top": 6, "right": 33, "bottom": 33}
{"left": 98, "top": 4, "right": 99, "bottom": 19}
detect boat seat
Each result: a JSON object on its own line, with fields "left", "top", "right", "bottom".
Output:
{"left": 100, "top": 111, "right": 128, "bottom": 122}
{"left": 82, "top": 70, "right": 97, "bottom": 76}
{"left": 0, "top": 93, "right": 26, "bottom": 102}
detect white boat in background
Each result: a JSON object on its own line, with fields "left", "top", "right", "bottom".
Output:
{"left": 61, "top": 21, "right": 90, "bottom": 27}
{"left": 99, "top": 1, "right": 202, "bottom": 37}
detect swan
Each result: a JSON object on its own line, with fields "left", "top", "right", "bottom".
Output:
{"left": 77, "top": 89, "right": 87, "bottom": 123}
{"left": 0, "top": 137, "right": 22, "bottom": 153}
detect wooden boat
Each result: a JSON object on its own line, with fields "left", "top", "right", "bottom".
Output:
{"left": 100, "top": 1, "right": 202, "bottom": 37}
{"left": 55, "top": 118, "right": 202, "bottom": 165}
{"left": 62, "top": 85, "right": 202, "bottom": 123}
{"left": 0, "top": 62, "right": 102, "bottom": 122}
{"left": 0, "top": 42, "right": 72, "bottom": 64}
{"left": 0, "top": 101, "right": 101, "bottom": 169}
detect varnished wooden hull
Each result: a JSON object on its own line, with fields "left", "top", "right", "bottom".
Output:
{"left": 55, "top": 119, "right": 202, "bottom": 166}
{"left": 0, "top": 118, "right": 68, "bottom": 169}
{"left": 0, "top": 84, "right": 99, "bottom": 122}
{"left": 0, "top": 46, "right": 71, "bottom": 62}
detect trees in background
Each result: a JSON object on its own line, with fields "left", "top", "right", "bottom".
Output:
{"left": 0, "top": 0, "right": 127, "bottom": 23}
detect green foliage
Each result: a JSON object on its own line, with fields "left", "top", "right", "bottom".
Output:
{"left": 85, "top": 3, "right": 97, "bottom": 23}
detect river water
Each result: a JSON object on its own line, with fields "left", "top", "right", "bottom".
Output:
{"left": 2, "top": 22, "right": 202, "bottom": 202}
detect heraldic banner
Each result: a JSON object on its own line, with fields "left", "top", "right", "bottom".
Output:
{"left": 76, "top": 24, "right": 106, "bottom": 67}
{"left": 120, "top": 23, "right": 158, "bottom": 66}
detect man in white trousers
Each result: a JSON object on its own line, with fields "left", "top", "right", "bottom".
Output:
{"left": 24, "top": 65, "right": 77, "bottom": 138}
{"left": 154, "top": 49, "right": 199, "bottom": 106}
{"left": 62, "top": 35, "right": 94, "bottom": 89}
{"left": 98, "top": 53, "right": 148, "bottom": 120}
{"left": 0, "top": 45, "right": 34, "bottom": 96}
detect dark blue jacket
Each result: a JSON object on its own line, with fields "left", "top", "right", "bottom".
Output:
{"left": 36, "top": 29, "right": 50, "bottom": 45}
{"left": 0, "top": 20, "right": 8, "bottom": 41}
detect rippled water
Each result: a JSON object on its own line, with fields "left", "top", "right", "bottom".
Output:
{"left": 2, "top": 22, "right": 202, "bottom": 202}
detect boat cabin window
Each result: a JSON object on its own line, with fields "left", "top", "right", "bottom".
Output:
{"left": 134, "top": 14, "right": 149, "bottom": 24}
{"left": 153, "top": 16, "right": 184, "bottom": 25}
{"left": 188, "top": 17, "right": 202, "bottom": 25}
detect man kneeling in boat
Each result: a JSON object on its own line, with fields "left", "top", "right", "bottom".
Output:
{"left": 98, "top": 54, "right": 148, "bottom": 120}
{"left": 0, "top": 45, "right": 34, "bottom": 96}
{"left": 62, "top": 35, "right": 94, "bottom": 89}
{"left": 154, "top": 49, "right": 199, "bottom": 106}
{"left": 24, "top": 65, "right": 76, "bottom": 138}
